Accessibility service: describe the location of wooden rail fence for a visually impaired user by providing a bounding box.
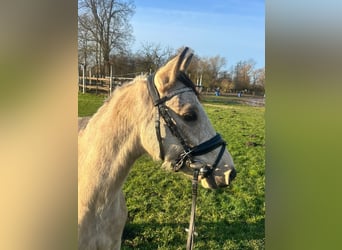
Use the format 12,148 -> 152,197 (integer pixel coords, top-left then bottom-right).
78,76 -> 134,94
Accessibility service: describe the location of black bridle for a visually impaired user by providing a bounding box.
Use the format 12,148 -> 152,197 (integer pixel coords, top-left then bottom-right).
147,73 -> 227,176
147,72 -> 227,249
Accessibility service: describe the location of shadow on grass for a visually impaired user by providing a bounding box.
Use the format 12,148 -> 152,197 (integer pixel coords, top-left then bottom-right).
122,218 -> 264,249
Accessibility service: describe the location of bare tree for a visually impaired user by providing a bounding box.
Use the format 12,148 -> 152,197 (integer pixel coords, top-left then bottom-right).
194,55 -> 226,89
78,25 -> 89,71
136,42 -> 174,73
250,67 -> 265,95
78,0 -> 135,75
253,68 -> 265,88
78,22 -> 98,74
232,60 -> 256,92
209,55 -> 226,80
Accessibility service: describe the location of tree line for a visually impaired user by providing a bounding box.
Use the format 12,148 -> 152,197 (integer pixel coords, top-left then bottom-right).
78,0 -> 265,95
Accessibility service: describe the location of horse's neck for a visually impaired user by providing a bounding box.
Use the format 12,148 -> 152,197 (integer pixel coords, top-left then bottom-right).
78,80 -> 151,216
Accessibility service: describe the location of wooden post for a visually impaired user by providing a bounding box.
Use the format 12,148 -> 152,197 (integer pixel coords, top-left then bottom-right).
109,64 -> 113,96
82,64 -> 85,94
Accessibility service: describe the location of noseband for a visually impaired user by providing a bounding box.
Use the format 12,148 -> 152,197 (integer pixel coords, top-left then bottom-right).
147,73 -> 227,177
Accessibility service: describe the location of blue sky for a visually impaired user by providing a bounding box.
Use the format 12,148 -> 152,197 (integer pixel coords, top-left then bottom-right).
131,0 -> 265,69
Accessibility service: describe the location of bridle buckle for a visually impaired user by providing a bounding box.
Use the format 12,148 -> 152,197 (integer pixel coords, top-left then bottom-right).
199,165 -> 212,178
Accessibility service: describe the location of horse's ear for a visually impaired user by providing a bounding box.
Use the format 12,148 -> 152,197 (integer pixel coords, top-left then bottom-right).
180,51 -> 193,72
154,47 -> 193,93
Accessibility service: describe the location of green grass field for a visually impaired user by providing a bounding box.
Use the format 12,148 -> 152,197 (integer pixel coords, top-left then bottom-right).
79,92 -> 265,249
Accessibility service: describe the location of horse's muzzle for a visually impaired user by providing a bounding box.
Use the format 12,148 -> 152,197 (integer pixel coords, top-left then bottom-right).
200,166 -> 236,189
216,168 -> 236,188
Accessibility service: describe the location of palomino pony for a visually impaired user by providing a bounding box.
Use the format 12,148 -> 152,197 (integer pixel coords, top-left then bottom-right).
78,47 -> 236,249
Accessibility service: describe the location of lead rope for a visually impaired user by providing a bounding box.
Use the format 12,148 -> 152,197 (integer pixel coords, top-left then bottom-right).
186,169 -> 200,250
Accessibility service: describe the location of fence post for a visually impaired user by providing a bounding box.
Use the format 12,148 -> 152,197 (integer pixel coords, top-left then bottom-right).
109,64 -> 113,96
82,64 -> 85,94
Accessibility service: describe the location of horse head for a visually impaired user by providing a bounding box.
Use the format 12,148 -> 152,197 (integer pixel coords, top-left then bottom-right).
143,47 -> 236,189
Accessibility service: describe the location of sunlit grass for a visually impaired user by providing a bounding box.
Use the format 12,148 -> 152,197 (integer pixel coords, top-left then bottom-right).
78,92 -> 107,117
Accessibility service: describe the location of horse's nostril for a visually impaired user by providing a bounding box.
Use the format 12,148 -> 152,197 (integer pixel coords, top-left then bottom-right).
229,168 -> 237,181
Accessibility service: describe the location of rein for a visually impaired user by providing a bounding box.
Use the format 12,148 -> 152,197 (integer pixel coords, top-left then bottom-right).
147,73 -> 227,249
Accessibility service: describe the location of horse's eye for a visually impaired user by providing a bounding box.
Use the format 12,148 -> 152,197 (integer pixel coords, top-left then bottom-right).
182,111 -> 197,122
